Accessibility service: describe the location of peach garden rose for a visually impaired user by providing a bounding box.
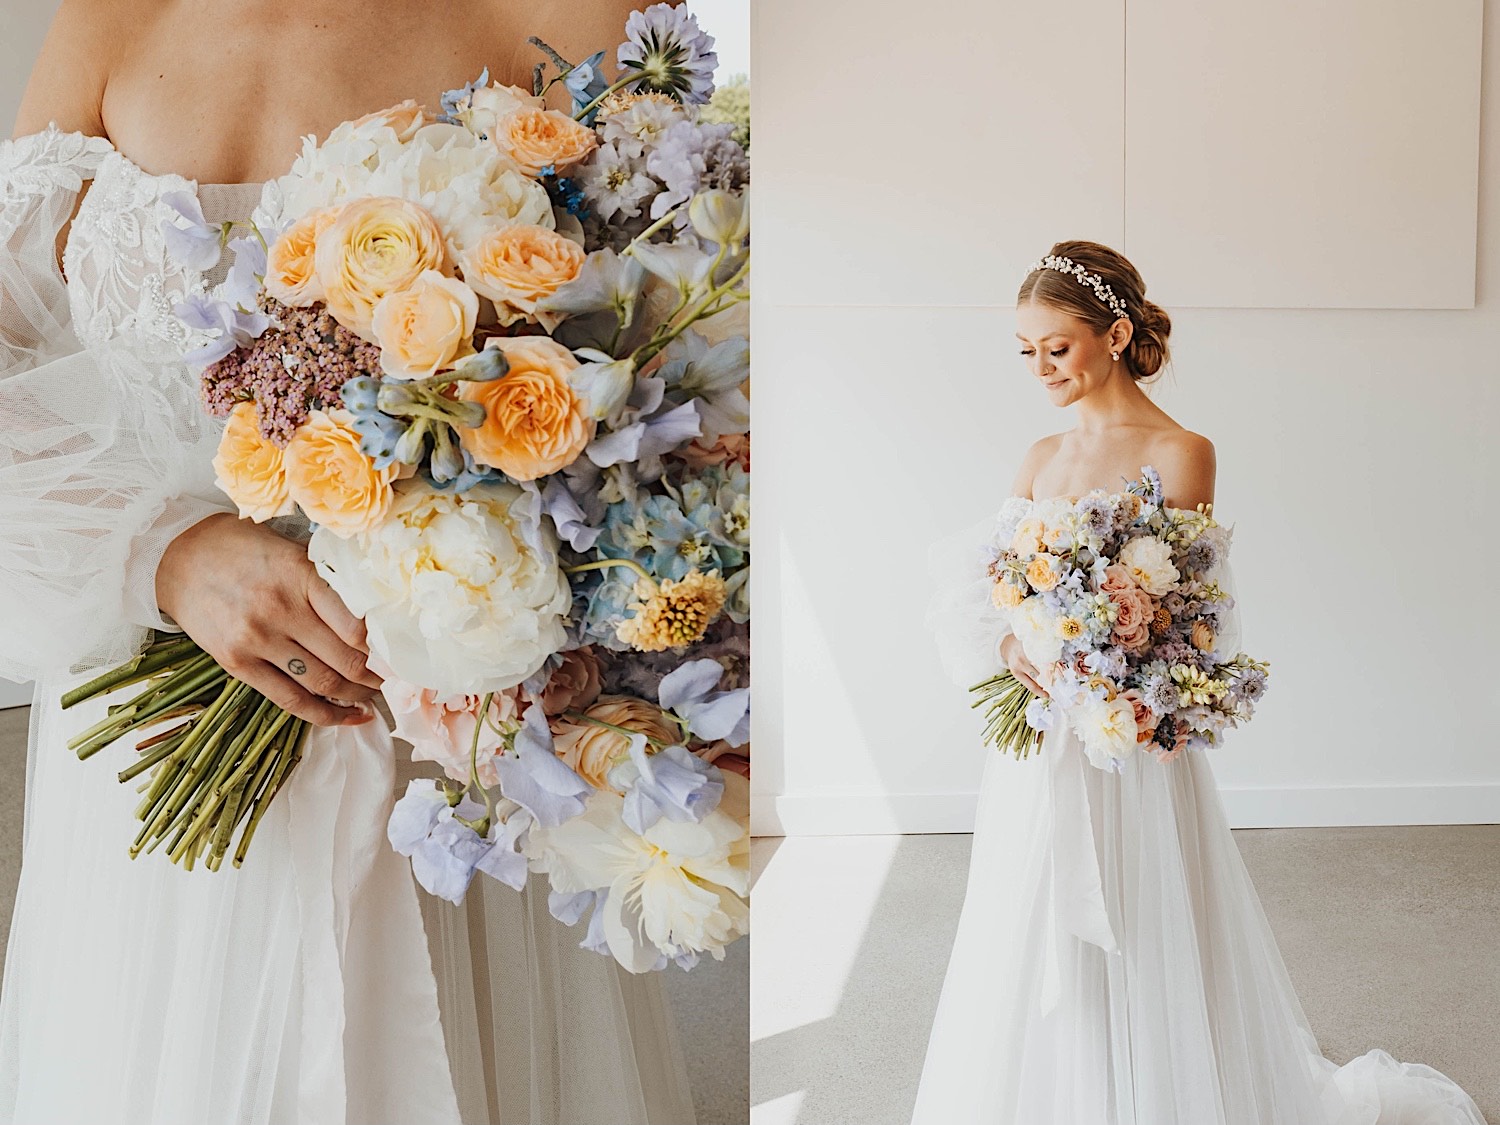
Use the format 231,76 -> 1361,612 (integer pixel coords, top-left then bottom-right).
550,696 -> 682,792
459,224 -> 586,330
370,269 -> 479,379
264,206 -> 339,307
283,408 -> 398,537
456,337 -> 595,481
491,107 -> 598,177
212,403 -> 294,523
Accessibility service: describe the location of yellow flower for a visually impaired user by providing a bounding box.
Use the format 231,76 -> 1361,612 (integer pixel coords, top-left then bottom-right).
616,570 -> 728,652
212,403 -> 294,522
1057,616 -> 1084,640
315,196 -> 448,340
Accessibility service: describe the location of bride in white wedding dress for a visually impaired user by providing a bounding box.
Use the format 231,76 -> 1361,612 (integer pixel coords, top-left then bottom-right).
0,4 -> 698,1123
913,240 -> 1488,1125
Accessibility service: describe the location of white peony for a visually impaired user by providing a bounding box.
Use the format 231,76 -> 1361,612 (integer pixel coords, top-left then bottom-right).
525,772 -> 750,973
1117,535 -> 1180,596
1012,595 -> 1065,669
1074,694 -> 1139,769
309,478 -> 570,696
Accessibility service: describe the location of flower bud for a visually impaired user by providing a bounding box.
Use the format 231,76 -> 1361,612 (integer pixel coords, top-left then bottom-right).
429,423 -> 467,483
342,375 -> 380,413
394,418 -> 431,465
378,382 -> 421,414
688,189 -> 748,246
452,346 -> 510,383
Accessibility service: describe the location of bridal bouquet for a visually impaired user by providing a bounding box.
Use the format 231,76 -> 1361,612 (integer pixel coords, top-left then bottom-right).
63,3 -> 749,971
971,468 -> 1268,771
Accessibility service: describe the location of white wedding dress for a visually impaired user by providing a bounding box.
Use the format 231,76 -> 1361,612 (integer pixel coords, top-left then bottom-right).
0,124 -> 698,1125
913,497 -> 1487,1125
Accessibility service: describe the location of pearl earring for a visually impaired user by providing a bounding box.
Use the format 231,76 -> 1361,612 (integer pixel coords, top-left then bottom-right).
1111,351 -> 1119,361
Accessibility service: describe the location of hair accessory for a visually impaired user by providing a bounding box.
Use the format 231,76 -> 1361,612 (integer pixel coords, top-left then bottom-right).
1027,254 -> 1130,323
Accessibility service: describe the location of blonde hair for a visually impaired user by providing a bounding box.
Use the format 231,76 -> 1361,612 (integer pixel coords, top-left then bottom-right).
1017,239 -> 1172,382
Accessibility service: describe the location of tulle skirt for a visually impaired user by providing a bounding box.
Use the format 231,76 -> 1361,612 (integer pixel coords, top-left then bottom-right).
0,671 -> 697,1125
910,716 -> 1487,1125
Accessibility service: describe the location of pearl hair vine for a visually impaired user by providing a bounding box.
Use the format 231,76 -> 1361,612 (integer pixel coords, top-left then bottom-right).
1027,254 -> 1130,323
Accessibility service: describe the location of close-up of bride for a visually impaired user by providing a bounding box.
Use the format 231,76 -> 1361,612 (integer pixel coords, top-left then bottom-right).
0,1 -> 751,1123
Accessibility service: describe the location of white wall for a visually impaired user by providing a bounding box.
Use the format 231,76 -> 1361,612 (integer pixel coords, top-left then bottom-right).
750,0 -> 1500,834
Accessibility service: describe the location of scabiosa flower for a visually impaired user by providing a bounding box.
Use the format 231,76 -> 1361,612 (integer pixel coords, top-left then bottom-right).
645,120 -> 748,223
616,568 -> 727,652
1231,667 -> 1268,705
617,3 -> 719,105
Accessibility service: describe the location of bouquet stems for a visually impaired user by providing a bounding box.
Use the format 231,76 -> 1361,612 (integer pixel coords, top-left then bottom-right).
968,672 -> 1046,759
63,630 -> 309,870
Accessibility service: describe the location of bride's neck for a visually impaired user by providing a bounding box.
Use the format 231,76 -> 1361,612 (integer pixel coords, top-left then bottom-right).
1072,369 -> 1165,435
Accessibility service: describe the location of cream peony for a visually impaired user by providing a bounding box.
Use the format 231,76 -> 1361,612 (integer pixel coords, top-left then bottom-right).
308,478 -> 570,696
1012,596 -> 1065,669
1118,535 -> 1180,596
1074,694 -> 1140,769
524,772 -> 750,973
370,269 -> 479,379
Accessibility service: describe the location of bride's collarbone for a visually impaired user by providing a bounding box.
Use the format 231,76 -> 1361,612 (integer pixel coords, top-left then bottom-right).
93,1 -> 560,184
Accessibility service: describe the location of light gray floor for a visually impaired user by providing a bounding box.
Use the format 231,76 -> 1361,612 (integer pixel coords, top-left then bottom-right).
751,827 -> 1500,1125
0,705 -> 748,1125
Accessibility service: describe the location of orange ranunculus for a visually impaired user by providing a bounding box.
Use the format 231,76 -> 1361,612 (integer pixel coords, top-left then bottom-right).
314,196 -> 448,341
283,409 -> 397,537
456,337 -> 595,481
213,403 -> 295,522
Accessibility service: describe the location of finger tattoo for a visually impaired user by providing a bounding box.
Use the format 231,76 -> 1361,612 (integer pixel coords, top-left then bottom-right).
288,658 -> 307,675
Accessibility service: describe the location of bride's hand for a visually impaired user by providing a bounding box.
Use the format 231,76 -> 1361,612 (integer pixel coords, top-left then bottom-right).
154,513 -> 384,727
1000,635 -> 1048,697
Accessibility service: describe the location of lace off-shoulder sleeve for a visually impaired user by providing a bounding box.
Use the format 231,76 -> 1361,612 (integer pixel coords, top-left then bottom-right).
0,125 -> 230,683
923,497 -> 1031,689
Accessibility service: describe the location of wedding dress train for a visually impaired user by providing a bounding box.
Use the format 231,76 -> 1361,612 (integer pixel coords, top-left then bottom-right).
913,498 -> 1487,1125
0,125 -> 697,1125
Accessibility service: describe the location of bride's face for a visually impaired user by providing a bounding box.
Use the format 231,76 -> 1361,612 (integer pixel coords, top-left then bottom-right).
1015,302 -> 1117,408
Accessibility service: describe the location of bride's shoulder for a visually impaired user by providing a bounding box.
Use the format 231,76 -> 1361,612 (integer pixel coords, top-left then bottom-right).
1146,427 -> 1216,510
9,0 -> 132,143
1009,432 -> 1067,500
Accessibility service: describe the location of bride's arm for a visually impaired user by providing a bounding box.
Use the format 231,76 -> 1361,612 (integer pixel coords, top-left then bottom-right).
1152,429 -> 1217,511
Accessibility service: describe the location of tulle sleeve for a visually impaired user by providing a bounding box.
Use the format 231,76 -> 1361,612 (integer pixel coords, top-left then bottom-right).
0,126 -> 232,683
923,497 -> 1030,688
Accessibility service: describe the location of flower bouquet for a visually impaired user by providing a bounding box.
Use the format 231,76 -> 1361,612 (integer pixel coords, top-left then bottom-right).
970,468 -> 1268,770
63,3 -> 750,971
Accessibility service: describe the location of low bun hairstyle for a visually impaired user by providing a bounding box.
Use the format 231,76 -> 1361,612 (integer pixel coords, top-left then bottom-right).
1016,240 -> 1172,382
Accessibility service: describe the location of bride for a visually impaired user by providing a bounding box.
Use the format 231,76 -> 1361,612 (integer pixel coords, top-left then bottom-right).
913,240 -> 1488,1125
0,2 -> 699,1122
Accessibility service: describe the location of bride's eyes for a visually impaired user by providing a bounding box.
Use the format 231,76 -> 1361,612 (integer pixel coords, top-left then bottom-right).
1019,348 -> 1069,357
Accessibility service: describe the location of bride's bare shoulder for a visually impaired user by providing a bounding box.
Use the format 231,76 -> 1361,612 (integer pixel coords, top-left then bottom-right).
1010,433 -> 1067,499
1148,427 -> 1216,509
10,0 -> 137,139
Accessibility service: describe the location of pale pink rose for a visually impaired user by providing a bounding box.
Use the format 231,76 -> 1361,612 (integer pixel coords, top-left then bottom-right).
1109,586 -> 1155,652
697,741 -> 750,779
350,98 -> 429,141
675,432 -> 750,471
1119,688 -> 1158,746
537,647 -> 604,716
1099,563 -> 1137,594
382,675 -> 522,788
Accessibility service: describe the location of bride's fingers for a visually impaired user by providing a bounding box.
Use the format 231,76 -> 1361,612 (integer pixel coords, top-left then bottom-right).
305,576 -> 383,690
276,641 -> 380,705
249,661 -> 373,727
